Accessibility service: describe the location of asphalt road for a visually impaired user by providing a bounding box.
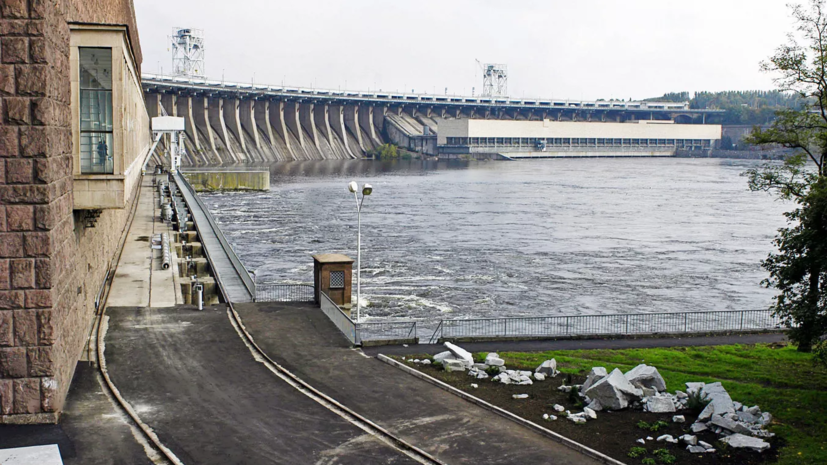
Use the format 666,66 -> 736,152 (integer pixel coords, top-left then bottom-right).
103,304 -> 418,465
235,302 -> 603,465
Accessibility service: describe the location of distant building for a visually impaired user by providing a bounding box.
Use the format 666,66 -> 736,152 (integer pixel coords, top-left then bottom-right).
0,0 -> 150,423
437,119 -> 722,159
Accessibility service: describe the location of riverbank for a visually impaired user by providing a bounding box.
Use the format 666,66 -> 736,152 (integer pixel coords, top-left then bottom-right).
397,342 -> 826,465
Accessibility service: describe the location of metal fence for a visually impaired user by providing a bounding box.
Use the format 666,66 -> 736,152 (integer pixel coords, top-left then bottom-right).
255,284 -> 315,302
358,320 -> 418,344
428,309 -> 782,343
319,292 -> 359,345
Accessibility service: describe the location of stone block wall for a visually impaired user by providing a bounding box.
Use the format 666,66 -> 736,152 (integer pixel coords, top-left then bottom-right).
0,0 -> 73,423
0,0 -> 144,424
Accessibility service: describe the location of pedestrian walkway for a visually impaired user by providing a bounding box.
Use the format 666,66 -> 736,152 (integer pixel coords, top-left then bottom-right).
107,176 -> 179,308
234,302 -> 603,465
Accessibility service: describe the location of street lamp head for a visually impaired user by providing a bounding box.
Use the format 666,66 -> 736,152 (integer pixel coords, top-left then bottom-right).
347,181 -> 358,193
362,184 -> 373,196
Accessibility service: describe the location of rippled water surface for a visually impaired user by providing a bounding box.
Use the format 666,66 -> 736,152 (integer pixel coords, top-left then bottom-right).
200,158 -> 790,326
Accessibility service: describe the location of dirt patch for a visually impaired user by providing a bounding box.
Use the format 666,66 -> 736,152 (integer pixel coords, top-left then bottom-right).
399,358 -> 781,465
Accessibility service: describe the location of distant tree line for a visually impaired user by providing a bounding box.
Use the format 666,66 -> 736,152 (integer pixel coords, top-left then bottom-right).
645,90 -> 804,125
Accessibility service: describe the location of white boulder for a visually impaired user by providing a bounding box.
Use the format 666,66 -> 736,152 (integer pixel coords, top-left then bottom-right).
680,434 -> 698,446
484,352 -> 505,367
433,351 -> 453,363
646,396 -> 676,413
533,373 -> 546,381
583,407 -> 597,420
535,359 -> 558,376
586,399 -> 603,412
685,382 -> 705,396
697,382 -> 735,421
512,394 -> 529,399
443,359 -> 466,372
583,368 -> 642,410
720,434 -> 771,452
444,342 -> 474,368
672,415 -> 685,423
625,364 -> 667,392
581,367 -> 608,392
553,404 -> 565,412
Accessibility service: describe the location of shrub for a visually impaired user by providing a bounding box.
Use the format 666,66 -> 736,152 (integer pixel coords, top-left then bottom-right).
641,458 -> 656,465
686,390 -> 711,414
636,420 -> 669,432
567,385 -> 584,408
627,447 -> 647,458
485,366 -> 501,377
652,448 -> 676,464
814,339 -> 827,368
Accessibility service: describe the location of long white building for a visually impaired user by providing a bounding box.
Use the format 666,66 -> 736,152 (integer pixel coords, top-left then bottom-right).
437,118 -> 722,158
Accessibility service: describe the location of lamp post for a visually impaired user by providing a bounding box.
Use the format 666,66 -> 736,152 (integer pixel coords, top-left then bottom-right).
348,181 -> 372,322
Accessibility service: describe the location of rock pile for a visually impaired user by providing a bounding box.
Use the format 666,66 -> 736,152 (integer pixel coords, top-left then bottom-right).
408,344 -> 775,455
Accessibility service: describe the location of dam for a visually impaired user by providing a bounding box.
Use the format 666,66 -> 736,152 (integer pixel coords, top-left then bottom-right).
142,74 -> 723,164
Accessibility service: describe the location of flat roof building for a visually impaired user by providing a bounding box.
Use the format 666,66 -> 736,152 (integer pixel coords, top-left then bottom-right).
437,118 -> 722,159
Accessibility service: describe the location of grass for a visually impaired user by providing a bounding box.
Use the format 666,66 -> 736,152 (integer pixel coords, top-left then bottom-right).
487,343 -> 827,465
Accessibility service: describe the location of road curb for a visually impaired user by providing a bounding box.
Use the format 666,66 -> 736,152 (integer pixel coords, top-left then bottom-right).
377,354 -> 627,465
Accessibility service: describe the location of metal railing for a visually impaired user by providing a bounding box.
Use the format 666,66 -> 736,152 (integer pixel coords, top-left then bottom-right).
175,173 -> 256,301
358,320 -> 418,343
320,292 -> 359,345
255,284 -> 315,302
428,309 -> 782,343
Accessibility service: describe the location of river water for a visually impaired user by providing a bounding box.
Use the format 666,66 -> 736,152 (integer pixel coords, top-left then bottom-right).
200,158 -> 790,327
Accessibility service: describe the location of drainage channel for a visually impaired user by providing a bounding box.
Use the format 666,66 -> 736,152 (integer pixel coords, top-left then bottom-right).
171,174 -> 445,465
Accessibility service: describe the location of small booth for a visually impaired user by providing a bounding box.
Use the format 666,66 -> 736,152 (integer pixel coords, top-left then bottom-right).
312,254 -> 354,308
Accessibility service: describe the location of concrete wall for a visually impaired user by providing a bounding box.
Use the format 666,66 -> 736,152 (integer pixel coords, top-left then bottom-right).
184,171 -> 270,191
0,0 -> 149,424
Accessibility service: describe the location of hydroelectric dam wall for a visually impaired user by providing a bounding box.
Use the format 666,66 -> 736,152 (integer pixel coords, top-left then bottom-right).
142,74 -> 722,164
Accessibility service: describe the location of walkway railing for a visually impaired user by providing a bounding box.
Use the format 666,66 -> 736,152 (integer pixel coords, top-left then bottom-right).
255,284 -> 314,302
175,173 -> 256,301
358,320 -> 418,344
428,309 -> 782,343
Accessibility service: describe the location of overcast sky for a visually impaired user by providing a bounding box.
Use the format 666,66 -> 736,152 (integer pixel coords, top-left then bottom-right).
134,0 -> 792,101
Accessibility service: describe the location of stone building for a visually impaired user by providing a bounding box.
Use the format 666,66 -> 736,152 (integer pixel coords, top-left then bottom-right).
0,0 -> 150,423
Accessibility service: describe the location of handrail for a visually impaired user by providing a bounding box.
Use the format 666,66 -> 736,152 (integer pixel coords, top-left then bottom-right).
255,283 -> 314,302
428,309 -> 781,342
174,172 -> 256,300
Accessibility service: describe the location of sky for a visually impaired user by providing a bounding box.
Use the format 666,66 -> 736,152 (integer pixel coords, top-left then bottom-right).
134,0 -> 794,101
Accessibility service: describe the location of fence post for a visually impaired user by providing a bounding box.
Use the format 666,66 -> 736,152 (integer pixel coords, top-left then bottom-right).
740,311 -> 744,331
625,314 -> 629,335
566,316 -> 570,336
684,313 -> 688,333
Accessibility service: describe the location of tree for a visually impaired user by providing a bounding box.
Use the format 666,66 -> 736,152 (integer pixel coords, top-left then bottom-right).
745,0 -> 827,354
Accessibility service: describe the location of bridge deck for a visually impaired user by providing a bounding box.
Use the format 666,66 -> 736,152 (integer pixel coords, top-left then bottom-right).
173,173 -> 253,303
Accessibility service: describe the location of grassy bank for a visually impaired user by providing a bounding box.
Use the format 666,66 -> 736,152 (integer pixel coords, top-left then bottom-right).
494,343 -> 826,464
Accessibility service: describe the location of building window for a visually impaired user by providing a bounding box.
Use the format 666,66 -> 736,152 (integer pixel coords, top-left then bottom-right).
79,47 -> 114,174
329,271 -> 345,289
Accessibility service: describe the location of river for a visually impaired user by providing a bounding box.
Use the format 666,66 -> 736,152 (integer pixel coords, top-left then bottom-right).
199,158 -> 790,328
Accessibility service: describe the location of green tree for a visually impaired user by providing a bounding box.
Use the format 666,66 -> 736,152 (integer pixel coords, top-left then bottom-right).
745,0 -> 827,354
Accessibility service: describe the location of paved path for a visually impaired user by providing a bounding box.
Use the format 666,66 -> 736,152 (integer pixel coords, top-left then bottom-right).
173,173 -> 252,303
363,332 -> 787,357
104,304 -> 417,465
235,302 -> 602,465
0,364 -> 154,465
108,176 -> 178,308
